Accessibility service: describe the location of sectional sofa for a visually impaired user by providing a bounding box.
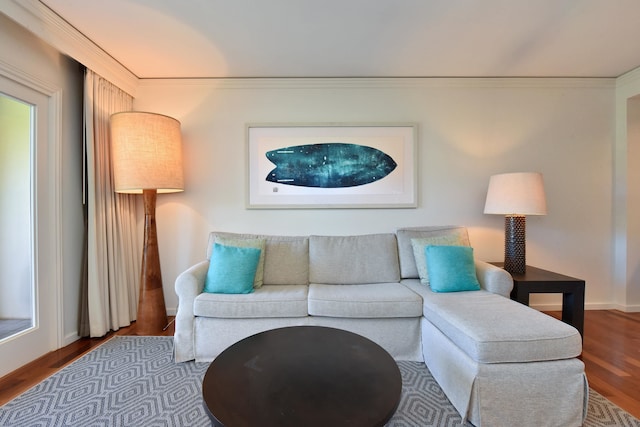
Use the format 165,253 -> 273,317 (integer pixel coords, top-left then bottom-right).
174,226 -> 587,426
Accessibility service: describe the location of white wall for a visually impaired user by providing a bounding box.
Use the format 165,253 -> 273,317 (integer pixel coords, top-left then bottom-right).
134,78 -> 616,313
0,13 -> 84,342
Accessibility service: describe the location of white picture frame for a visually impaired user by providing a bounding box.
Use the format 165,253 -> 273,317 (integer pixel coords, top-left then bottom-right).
247,123 -> 417,209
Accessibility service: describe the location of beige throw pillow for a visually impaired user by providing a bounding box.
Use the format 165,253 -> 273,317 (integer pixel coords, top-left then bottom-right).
411,234 -> 469,284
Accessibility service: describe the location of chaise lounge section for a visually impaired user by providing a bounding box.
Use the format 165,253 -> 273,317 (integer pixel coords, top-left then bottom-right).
174,226 -> 587,426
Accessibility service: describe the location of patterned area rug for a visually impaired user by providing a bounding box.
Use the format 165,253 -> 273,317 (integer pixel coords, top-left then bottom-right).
0,336 -> 638,426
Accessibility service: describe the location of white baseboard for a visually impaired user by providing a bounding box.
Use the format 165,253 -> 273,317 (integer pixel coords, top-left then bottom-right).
610,303 -> 640,313
530,302 -> 638,312
63,331 -> 80,346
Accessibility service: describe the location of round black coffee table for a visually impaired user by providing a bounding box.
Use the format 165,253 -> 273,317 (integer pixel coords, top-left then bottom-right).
202,326 -> 402,427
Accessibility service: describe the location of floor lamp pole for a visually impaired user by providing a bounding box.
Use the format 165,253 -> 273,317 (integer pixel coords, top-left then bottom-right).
136,189 -> 168,335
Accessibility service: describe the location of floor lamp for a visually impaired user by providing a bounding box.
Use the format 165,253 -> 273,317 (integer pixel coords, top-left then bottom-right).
484,172 -> 547,274
110,111 -> 184,335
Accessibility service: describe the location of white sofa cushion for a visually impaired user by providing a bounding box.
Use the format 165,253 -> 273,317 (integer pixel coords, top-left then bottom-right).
402,279 -> 582,363
207,232 -> 309,285
308,283 -> 423,318
194,284 -> 308,318
396,226 -> 470,279
309,234 -> 400,284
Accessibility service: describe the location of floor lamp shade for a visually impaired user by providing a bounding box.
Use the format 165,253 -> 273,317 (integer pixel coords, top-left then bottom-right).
484,172 -> 547,274
111,112 -> 184,194
110,111 -> 184,335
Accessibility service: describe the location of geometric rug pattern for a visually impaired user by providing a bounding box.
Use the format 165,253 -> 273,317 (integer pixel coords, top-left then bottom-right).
0,336 -> 638,427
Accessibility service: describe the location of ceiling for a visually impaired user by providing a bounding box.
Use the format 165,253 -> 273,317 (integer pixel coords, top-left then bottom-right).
40,0 -> 640,79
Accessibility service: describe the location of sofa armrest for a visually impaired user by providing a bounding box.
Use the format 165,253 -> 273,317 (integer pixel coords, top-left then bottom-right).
475,260 -> 513,298
174,260 -> 209,362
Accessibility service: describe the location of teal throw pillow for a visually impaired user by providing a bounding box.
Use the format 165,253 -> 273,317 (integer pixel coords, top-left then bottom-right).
425,245 -> 481,293
214,236 -> 266,288
204,243 -> 261,294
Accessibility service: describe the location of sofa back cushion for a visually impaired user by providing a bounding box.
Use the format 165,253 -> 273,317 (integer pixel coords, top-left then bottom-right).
396,226 -> 470,279
309,234 -> 400,284
207,232 -> 309,285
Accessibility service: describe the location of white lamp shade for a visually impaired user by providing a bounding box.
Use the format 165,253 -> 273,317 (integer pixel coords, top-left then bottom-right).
110,111 -> 184,194
484,172 -> 547,215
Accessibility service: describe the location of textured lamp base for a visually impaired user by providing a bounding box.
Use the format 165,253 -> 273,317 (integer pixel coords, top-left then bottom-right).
504,215 -> 526,274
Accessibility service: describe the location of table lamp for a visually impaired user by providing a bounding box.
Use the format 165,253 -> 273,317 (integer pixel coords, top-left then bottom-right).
484,172 -> 547,274
110,111 -> 184,334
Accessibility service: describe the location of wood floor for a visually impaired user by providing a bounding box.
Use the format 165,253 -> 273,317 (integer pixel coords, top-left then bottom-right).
577,310 -> 640,418
0,311 -> 639,419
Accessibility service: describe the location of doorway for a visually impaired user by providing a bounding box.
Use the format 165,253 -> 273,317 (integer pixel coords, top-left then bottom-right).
0,94 -> 32,341
0,70 -> 61,379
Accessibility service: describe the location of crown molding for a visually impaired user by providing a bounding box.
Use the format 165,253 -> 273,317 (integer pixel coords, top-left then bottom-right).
1,0 -> 138,96
616,66 -> 640,95
138,76 -> 615,91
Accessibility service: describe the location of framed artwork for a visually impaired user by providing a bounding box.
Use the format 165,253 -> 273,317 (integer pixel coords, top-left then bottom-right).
247,123 -> 417,209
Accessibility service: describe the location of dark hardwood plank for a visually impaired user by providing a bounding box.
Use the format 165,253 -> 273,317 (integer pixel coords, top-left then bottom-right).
1,312 -> 639,420
545,309 -> 640,418
582,310 -> 640,418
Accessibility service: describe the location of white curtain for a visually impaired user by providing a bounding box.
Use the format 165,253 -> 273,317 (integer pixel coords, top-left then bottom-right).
81,69 -> 140,337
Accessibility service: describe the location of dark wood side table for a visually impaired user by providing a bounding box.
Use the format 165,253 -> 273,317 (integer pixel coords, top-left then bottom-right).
491,263 -> 585,338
